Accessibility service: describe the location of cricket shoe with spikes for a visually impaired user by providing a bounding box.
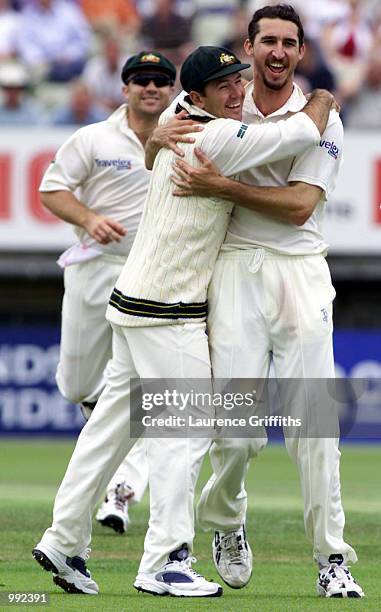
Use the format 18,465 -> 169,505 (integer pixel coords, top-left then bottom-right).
317,556 -> 364,598
134,544 -> 223,597
96,481 -> 134,534
213,525 -> 252,589
32,541 -> 98,594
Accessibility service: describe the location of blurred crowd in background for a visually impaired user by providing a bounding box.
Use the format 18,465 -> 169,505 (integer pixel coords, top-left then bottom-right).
0,0 -> 381,128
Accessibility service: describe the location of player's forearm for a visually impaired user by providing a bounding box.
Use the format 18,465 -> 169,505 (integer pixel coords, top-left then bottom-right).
217,178 -> 314,225
301,89 -> 334,136
145,134 -> 161,170
145,113 -> 204,169
40,190 -> 92,229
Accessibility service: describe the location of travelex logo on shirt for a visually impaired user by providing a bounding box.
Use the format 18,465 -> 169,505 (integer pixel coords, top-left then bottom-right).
95,158 -> 132,171
236,124 -> 248,139
319,139 -> 340,159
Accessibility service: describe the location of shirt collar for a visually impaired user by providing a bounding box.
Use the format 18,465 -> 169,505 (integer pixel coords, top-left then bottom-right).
175,94 -> 216,121
106,104 -> 146,149
107,103 -> 129,129
243,81 -> 306,120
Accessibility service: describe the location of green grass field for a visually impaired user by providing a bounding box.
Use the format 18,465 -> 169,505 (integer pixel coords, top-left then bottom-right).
0,440 -> 379,611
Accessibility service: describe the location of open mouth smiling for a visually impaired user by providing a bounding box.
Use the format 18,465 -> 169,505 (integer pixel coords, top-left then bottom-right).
267,62 -> 287,74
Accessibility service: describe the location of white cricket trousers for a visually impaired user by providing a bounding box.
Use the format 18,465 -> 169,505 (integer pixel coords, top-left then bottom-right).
56,255 -> 149,504
197,250 -> 357,566
40,322 -> 211,573
105,441 -> 148,504
57,254 -> 124,404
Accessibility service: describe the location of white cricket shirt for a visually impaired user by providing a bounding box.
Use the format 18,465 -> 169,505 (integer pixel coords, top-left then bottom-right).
223,83 -> 344,255
106,98 -> 320,327
39,104 -> 149,257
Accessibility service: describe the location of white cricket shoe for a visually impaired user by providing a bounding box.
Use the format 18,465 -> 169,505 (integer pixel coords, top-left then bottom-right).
96,481 -> 133,534
317,563 -> 364,598
32,541 -> 99,595
212,525 -> 252,589
134,544 -> 223,597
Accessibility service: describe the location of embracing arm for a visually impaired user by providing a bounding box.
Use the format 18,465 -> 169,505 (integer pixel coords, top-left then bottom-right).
301,88 -> 338,136
145,90 -> 336,170
40,190 -> 127,244
211,177 -> 323,225
195,90 -> 338,178
145,110 -> 204,170
171,91 -> 340,223
172,149 -> 323,225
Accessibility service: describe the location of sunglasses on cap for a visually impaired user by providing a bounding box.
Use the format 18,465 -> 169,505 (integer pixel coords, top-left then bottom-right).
127,73 -> 174,88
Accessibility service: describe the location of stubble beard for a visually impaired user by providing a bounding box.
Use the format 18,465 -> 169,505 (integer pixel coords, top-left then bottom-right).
262,70 -> 292,91
263,78 -> 286,91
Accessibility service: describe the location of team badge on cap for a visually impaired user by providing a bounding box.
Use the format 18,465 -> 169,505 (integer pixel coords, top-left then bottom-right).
141,54 -> 161,63
180,46 -> 250,93
121,51 -> 176,83
219,53 -> 237,65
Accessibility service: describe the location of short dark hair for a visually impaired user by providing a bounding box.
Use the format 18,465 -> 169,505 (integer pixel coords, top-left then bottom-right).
248,4 -> 304,48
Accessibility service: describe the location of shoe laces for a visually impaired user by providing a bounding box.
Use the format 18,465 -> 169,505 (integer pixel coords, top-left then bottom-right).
220,531 -> 247,564
322,563 -> 352,584
116,482 -> 134,500
172,556 -> 203,579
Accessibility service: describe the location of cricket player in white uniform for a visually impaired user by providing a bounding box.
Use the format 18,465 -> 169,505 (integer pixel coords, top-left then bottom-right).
39,52 -> 178,534
32,45 -> 334,598
171,5 -> 364,599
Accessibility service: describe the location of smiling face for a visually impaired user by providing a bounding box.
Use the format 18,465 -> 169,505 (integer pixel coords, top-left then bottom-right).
123,70 -> 174,118
245,17 -> 304,92
191,71 -> 245,120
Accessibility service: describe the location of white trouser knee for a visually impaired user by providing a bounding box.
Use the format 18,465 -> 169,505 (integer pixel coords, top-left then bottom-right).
197,436 -> 267,531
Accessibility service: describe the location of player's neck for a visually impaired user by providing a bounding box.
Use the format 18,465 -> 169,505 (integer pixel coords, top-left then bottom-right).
127,108 -> 159,147
253,78 -> 294,117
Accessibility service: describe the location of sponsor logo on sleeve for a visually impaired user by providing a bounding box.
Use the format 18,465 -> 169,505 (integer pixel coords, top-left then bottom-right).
95,158 -> 132,171
319,139 -> 340,159
237,123 -> 248,139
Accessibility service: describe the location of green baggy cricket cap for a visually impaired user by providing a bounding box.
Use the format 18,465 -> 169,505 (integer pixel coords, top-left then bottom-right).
121,51 -> 176,84
180,46 -> 250,93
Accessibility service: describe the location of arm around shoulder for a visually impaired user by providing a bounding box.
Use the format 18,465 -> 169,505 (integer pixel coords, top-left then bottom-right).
214,178 -> 323,225
283,181 -> 324,225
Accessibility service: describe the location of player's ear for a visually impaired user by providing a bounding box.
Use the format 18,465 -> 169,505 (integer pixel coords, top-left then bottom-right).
122,84 -> 129,101
189,90 -> 205,109
244,38 -> 254,56
298,43 -> 305,62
